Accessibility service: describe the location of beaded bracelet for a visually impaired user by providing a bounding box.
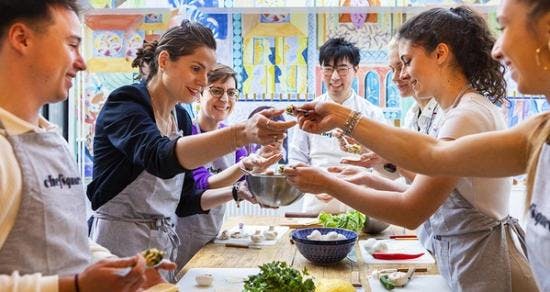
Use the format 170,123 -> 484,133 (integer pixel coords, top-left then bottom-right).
342,110 -> 362,136
74,273 -> 81,292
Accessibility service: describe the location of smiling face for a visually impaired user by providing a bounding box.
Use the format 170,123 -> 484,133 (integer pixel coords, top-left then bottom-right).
321,58 -> 357,100
492,0 -> 550,97
200,77 -> 238,123
398,39 -> 442,99
28,6 -> 86,103
159,46 -> 217,104
388,46 -> 414,98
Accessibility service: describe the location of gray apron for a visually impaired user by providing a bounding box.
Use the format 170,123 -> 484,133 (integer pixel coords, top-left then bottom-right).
175,122 -> 234,268
90,110 -> 184,281
423,188 -> 527,291
526,142 -> 550,291
0,120 -> 90,276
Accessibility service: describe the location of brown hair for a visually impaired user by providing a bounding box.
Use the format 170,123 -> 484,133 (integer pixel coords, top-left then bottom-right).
208,63 -> 237,86
131,20 -> 216,82
526,113 -> 550,207
131,40 -> 157,81
0,0 -> 80,39
398,6 -> 507,104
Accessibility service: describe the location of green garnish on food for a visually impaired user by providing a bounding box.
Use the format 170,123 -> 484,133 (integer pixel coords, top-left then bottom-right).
379,275 -> 395,290
141,248 -> 164,267
243,261 -> 315,292
318,210 -> 366,232
286,105 -> 296,116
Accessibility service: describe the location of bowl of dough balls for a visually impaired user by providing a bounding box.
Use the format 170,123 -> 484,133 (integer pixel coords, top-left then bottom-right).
291,228 -> 357,265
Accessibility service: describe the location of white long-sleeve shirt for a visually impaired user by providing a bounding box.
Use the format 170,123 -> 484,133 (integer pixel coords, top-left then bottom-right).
289,91 -> 389,213
0,106 -> 113,292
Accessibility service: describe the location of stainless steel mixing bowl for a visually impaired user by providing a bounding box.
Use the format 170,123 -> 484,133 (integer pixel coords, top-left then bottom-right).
245,174 -> 304,208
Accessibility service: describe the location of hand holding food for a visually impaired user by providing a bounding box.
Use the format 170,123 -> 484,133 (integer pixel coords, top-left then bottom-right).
77,255 -> 146,292
293,102 -> 342,134
142,248 -> 165,267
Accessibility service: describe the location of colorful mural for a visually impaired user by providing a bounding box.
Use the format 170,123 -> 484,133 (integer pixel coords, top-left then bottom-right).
77,1 -> 546,183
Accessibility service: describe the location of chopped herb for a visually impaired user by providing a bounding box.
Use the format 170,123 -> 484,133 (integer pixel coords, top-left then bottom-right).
243,261 -> 315,292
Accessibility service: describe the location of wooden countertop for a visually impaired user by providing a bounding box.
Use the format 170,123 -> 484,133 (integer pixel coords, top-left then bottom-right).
179,216 -> 439,291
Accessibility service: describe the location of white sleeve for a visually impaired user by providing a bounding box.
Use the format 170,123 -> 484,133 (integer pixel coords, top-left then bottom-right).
0,136 -> 22,250
0,272 -> 58,292
288,128 -> 311,165
89,239 -> 116,263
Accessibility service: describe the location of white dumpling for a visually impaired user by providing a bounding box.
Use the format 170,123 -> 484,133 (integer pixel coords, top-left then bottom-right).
336,233 -> 347,240
363,238 -> 377,252
307,230 -> 322,240
372,241 -> 388,253
326,231 -> 340,240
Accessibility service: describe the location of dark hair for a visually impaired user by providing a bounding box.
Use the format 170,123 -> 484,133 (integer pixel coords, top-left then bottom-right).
208,63 -> 237,87
131,40 -> 157,81
0,0 -> 80,39
521,0 -> 550,21
398,6 -> 507,104
319,37 -> 360,67
132,20 -> 216,82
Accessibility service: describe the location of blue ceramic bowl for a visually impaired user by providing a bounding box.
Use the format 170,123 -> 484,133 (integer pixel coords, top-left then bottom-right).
291,228 -> 357,265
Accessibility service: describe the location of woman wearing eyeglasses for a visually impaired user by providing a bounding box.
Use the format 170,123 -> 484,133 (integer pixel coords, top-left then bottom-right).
87,21 -> 296,281
175,64 -> 282,267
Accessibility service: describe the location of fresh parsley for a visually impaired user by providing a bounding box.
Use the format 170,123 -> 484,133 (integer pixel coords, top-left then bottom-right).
243,261 -> 315,292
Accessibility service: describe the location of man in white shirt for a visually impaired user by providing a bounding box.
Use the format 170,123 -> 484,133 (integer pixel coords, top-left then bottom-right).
0,1 -> 172,291
289,38 -> 387,214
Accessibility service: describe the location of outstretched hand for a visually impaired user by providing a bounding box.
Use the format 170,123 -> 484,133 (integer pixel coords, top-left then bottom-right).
283,163 -> 333,195
293,102 -> 340,134
244,108 -> 296,145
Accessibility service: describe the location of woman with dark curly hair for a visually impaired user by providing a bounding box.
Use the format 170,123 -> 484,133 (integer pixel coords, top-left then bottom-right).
285,6 -> 538,291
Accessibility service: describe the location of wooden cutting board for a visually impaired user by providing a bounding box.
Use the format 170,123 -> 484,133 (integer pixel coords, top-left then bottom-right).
213,225 -> 289,246
178,268 -> 365,292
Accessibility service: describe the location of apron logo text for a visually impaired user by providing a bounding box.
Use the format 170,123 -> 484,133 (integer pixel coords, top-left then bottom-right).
43,174 -> 82,189
530,203 -> 550,232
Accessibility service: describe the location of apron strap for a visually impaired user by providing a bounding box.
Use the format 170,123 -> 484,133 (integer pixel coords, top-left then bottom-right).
502,215 -> 528,260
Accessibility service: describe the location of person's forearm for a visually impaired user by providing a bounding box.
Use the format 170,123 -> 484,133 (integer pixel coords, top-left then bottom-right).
206,164 -> 244,189
200,186 -> 233,210
59,275 -> 77,292
348,114 -> 529,177
176,124 -> 246,170
365,174 -> 408,192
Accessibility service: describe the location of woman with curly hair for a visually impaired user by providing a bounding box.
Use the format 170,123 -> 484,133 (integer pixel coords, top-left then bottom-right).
285,6 -> 538,291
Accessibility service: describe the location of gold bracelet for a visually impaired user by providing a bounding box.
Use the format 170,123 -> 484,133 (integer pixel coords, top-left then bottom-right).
342,110 -> 362,136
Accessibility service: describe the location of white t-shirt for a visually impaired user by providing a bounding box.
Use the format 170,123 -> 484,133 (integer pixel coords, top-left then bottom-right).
437,93 -> 511,219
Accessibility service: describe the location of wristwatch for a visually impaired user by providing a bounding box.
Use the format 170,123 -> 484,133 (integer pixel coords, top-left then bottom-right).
383,163 -> 397,173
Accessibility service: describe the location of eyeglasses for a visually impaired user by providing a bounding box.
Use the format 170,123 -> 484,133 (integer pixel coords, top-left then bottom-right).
321,66 -> 354,77
208,86 -> 239,99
